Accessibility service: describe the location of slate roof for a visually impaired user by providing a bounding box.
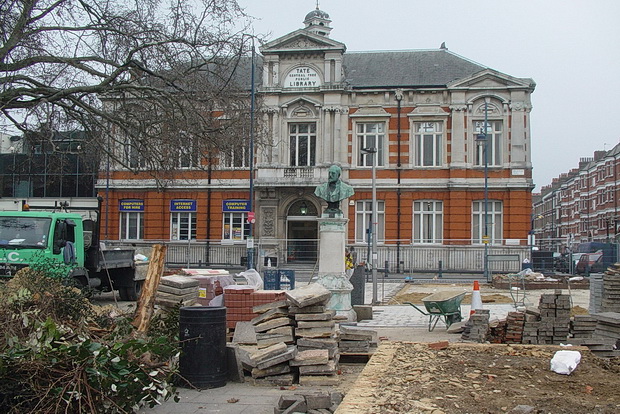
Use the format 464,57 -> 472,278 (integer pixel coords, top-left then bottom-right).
342,49 -> 486,88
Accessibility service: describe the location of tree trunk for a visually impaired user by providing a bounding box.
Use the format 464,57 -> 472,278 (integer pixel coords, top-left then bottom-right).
133,244 -> 167,332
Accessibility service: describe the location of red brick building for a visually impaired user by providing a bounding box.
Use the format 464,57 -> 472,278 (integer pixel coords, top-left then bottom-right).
100,7 -> 535,272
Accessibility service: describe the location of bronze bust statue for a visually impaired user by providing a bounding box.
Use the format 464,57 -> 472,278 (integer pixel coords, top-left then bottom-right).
314,165 -> 355,215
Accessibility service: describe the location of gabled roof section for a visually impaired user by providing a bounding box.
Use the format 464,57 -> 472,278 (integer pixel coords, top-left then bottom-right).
260,29 -> 346,55
448,68 -> 536,90
342,49 -> 486,88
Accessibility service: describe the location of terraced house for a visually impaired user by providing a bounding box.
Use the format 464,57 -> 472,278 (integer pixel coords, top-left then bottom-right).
100,7 -> 536,273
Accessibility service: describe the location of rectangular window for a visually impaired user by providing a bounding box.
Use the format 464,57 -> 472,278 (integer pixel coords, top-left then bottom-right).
170,213 -> 196,240
220,144 -> 249,168
124,140 -> 147,169
120,212 -> 144,240
413,201 -> 443,243
222,212 -> 250,241
472,200 -> 503,243
289,123 -> 316,167
355,200 -> 385,244
357,123 -> 385,167
414,122 -> 442,167
474,120 -> 502,166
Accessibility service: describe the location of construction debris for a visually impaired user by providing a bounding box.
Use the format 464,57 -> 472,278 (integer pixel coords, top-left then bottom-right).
155,275 -> 199,308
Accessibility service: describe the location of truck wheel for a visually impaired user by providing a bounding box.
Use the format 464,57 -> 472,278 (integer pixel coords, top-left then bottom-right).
119,280 -> 144,301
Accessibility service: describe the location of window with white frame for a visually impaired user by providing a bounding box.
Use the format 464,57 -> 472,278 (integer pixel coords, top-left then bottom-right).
170,213 -> 196,240
413,201 -> 443,243
120,212 -> 144,240
357,123 -> 385,167
123,139 -> 147,169
220,145 -> 249,168
222,212 -> 250,241
355,200 -> 385,243
472,200 -> 503,243
176,143 -> 200,169
474,120 -> 502,166
414,122 -> 443,167
289,123 -> 316,166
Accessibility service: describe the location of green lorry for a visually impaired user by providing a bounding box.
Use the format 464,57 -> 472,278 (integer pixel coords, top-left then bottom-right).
0,198 -> 145,300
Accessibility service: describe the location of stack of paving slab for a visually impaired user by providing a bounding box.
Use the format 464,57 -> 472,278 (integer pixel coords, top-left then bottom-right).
570,314 -> 597,339
287,283 -> 340,386
461,309 -> 490,342
537,291 -> 571,345
589,273 -> 604,314
521,308 -> 541,344
337,325 -> 377,354
602,264 -> 620,312
155,275 -> 199,307
593,312 -> 620,342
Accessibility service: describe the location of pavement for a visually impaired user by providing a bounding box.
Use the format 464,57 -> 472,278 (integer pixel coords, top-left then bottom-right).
136,280 -> 591,413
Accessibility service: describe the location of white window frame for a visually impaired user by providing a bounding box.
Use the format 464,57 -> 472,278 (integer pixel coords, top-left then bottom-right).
222,212 -> 250,241
119,211 -> 144,240
220,145 -> 249,169
413,200 -> 443,243
414,122 -> 443,167
170,212 -> 196,240
472,200 -> 503,244
289,123 -> 316,167
356,122 -> 386,167
123,138 -> 147,169
474,120 -> 503,167
355,200 -> 385,244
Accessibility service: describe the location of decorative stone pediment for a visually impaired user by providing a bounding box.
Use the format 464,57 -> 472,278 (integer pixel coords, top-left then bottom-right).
408,106 -> 449,118
260,29 -> 346,55
448,69 -> 536,90
349,106 -> 390,118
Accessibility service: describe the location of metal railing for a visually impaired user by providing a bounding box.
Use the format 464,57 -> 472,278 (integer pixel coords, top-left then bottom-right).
105,238 -> 529,274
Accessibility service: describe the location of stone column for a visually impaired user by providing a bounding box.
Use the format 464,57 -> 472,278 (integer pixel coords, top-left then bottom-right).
315,215 -> 356,321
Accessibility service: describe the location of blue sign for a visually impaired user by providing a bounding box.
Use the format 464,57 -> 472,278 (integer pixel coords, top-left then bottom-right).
170,199 -> 197,212
119,199 -> 144,212
222,199 -> 250,212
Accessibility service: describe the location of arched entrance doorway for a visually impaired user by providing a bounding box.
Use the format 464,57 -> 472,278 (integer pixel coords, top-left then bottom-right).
286,200 -> 318,263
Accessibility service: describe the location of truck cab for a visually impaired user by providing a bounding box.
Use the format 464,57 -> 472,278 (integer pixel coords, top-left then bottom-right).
0,201 -> 143,300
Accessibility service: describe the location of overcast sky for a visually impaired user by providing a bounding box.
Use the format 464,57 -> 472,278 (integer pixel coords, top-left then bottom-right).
238,0 -> 620,192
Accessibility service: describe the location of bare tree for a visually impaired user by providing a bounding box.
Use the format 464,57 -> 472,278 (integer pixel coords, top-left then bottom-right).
0,0 -> 260,184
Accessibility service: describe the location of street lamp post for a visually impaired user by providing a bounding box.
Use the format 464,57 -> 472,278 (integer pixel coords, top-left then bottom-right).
476,98 -> 490,282
361,147 -> 378,304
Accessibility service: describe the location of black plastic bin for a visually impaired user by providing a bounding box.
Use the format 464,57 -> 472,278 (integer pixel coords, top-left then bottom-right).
178,306 -> 228,388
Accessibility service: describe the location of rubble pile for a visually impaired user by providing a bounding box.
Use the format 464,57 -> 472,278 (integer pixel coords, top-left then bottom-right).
155,275 -> 199,307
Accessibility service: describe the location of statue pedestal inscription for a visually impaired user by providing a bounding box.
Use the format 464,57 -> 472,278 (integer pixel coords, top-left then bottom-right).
315,215 -> 356,322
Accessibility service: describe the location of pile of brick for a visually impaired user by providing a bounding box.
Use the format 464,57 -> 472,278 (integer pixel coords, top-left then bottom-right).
602,264 -> 620,312
537,291 -> 571,344
504,311 -> 525,344
521,308 -> 541,344
224,286 -> 287,329
183,269 -> 234,306
155,275 -> 198,307
275,391 -> 343,414
461,309 -> 490,342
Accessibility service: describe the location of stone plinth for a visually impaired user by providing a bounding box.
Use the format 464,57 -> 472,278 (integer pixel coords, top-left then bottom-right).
316,215 -> 356,322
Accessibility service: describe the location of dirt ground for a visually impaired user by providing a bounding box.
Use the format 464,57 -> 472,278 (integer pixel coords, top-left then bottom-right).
336,342 -> 620,414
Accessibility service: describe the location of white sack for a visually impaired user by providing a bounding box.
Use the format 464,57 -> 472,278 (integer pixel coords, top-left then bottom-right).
550,350 -> 581,375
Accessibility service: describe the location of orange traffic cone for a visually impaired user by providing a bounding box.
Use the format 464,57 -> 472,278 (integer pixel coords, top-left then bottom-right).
470,280 -> 483,316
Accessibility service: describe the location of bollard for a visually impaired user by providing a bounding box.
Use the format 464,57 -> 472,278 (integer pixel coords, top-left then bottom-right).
438,260 -> 443,278
384,260 -> 389,278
